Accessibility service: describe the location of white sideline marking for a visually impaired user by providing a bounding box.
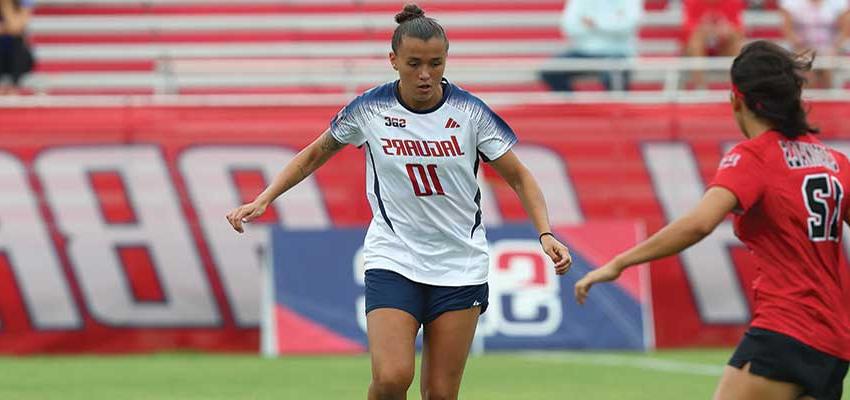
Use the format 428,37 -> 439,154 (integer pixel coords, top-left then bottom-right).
521,352 -> 723,377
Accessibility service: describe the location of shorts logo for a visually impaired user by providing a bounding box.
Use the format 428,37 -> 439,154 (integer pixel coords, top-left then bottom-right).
445,118 -> 461,129
472,300 -> 481,307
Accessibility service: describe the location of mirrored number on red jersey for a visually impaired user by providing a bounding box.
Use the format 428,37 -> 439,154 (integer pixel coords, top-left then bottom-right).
405,163 -> 445,197
803,173 -> 844,242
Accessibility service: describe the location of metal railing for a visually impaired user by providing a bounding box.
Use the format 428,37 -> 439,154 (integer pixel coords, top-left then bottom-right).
131,55 -> 850,95
7,55 -> 850,108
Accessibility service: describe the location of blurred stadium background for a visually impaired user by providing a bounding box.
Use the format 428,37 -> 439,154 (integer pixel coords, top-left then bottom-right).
1,0 -> 849,398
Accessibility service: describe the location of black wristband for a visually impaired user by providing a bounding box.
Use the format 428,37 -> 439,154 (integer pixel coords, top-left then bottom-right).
538,232 -> 555,244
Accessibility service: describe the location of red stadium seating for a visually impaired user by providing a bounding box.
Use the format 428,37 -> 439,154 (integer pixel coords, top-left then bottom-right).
25,0 -> 784,95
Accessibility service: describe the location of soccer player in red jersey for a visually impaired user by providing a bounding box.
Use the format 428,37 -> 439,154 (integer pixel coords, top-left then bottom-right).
575,40 -> 849,399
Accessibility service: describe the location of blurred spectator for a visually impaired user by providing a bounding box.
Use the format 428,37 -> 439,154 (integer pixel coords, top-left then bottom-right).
683,0 -> 746,89
779,0 -> 849,88
0,0 -> 34,95
540,0 -> 643,92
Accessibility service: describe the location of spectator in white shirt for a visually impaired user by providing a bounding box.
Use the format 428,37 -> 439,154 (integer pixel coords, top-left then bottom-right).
540,0 -> 643,92
780,0 -> 849,87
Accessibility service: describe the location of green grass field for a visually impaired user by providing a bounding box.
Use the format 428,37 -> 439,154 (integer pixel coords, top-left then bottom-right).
0,349 -> 846,399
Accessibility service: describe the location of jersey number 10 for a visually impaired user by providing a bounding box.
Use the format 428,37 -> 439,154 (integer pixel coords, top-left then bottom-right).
406,163 -> 445,197
803,173 -> 845,242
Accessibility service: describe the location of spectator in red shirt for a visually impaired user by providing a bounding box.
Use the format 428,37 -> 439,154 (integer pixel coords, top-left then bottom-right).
576,41 -> 849,400
684,0 -> 746,89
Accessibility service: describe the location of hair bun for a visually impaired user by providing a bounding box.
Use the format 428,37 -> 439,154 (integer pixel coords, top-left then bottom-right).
395,4 -> 425,24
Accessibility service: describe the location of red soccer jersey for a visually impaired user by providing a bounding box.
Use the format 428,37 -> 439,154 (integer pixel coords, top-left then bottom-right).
710,130 -> 850,360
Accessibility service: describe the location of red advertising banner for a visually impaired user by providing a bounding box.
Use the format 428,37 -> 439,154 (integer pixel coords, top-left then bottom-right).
1,100 -> 849,353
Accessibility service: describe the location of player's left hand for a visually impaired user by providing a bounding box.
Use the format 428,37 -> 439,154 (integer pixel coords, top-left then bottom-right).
574,261 -> 624,305
225,200 -> 268,234
541,234 -> 572,275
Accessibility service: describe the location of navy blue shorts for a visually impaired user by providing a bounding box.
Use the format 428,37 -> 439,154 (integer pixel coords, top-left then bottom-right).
364,269 -> 488,324
729,327 -> 849,399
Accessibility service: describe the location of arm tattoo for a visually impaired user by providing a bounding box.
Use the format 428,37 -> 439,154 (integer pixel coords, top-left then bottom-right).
319,132 -> 346,153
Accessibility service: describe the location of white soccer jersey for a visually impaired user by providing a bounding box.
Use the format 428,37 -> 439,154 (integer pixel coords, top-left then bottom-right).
329,79 -> 517,286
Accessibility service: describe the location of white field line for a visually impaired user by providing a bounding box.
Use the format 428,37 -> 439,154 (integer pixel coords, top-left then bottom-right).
521,352 -> 724,377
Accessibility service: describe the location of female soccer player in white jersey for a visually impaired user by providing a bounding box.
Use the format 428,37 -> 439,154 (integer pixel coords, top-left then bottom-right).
226,4 -> 572,399
575,40 -> 849,399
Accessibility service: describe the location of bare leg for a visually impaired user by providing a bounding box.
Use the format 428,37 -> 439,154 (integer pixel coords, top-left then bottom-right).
814,69 -> 833,89
686,29 -> 708,89
367,308 -> 420,400
717,31 -> 744,89
713,362 -> 804,400
717,30 -> 744,57
419,307 -> 480,400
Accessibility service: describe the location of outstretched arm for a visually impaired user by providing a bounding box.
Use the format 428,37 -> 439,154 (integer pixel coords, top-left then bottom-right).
575,186 -> 738,304
489,150 -> 572,275
225,129 -> 346,233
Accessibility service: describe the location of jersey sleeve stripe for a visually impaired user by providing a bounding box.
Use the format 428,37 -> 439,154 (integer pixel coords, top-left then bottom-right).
366,143 -> 394,232
470,189 -> 482,238
470,157 -> 482,237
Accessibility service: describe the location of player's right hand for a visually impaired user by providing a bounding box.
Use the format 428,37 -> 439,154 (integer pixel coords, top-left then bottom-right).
225,201 -> 267,234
